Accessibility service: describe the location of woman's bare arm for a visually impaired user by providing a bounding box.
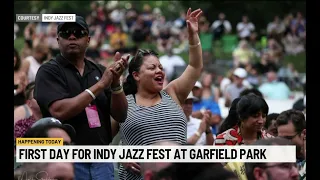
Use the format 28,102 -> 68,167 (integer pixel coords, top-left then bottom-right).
165,8 -> 203,105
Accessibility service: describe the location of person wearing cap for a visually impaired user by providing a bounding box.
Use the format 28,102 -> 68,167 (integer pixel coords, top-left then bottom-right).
23,117 -> 76,144
224,67 -> 250,107
14,117 -> 76,170
191,81 -> 222,136
34,15 -> 129,179
183,92 -> 214,145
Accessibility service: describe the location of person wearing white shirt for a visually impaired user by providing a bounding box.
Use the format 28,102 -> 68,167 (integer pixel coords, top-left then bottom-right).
210,13 -> 232,40
236,15 -> 255,40
21,44 -> 49,83
159,49 -> 186,81
182,92 -> 214,145
267,16 -> 286,36
110,7 -> 125,24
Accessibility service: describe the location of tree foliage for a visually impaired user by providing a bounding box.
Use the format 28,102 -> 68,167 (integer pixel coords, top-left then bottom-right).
14,1 -> 305,35
180,1 -> 306,34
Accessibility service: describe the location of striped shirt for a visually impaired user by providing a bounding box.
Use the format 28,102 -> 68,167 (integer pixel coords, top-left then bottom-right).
118,90 -> 187,180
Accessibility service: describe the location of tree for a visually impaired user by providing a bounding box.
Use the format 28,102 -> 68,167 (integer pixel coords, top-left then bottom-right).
179,1 -> 306,34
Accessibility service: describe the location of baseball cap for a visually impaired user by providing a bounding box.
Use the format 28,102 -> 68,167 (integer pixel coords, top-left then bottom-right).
31,117 -> 76,142
233,68 -> 247,79
57,15 -> 89,33
186,91 -> 198,101
194,81 -> 202,89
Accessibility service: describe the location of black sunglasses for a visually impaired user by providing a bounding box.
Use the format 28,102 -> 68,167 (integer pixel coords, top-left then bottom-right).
58,29 -> 88,39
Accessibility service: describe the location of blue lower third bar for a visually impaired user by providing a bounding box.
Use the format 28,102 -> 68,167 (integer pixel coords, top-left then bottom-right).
16,14 -> 42,22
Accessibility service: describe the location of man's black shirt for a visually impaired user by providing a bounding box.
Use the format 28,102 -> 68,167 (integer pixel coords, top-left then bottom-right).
34,54 -> 112,145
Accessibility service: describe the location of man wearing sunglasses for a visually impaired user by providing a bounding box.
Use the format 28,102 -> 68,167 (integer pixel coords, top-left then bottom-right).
34,15 -> 129,180
276,109 -> 306,180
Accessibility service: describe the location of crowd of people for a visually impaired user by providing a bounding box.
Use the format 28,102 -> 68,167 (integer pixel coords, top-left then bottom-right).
14,1 -> 306,100
14,3 -> 306,180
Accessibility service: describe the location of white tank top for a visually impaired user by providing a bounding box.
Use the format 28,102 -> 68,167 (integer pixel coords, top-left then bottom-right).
25,56 -> 41,83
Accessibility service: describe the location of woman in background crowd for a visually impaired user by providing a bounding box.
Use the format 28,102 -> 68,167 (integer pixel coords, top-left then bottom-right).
232,40 -> 255,68
14,82 -> 42,139
119,8 -> 203,180
216,94 -> 273,180
216,94 -> 273,146
201,71 -> 220,103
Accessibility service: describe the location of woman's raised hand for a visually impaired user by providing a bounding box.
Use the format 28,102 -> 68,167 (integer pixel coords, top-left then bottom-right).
186,8 -> 203,35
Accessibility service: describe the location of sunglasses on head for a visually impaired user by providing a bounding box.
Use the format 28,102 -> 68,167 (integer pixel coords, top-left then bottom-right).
129,49 -> 158,64
58,29 -> 88,39
137,49 -> 158,56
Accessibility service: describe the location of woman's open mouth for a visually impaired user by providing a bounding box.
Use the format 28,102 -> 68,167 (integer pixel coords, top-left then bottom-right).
154,76 -> 164,85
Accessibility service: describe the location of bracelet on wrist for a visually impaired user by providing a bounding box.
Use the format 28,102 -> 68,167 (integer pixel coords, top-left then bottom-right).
111,84 -> 122,91
85,89 -> 96,100
189,41 -> 201,48
111,86 -> 123,94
